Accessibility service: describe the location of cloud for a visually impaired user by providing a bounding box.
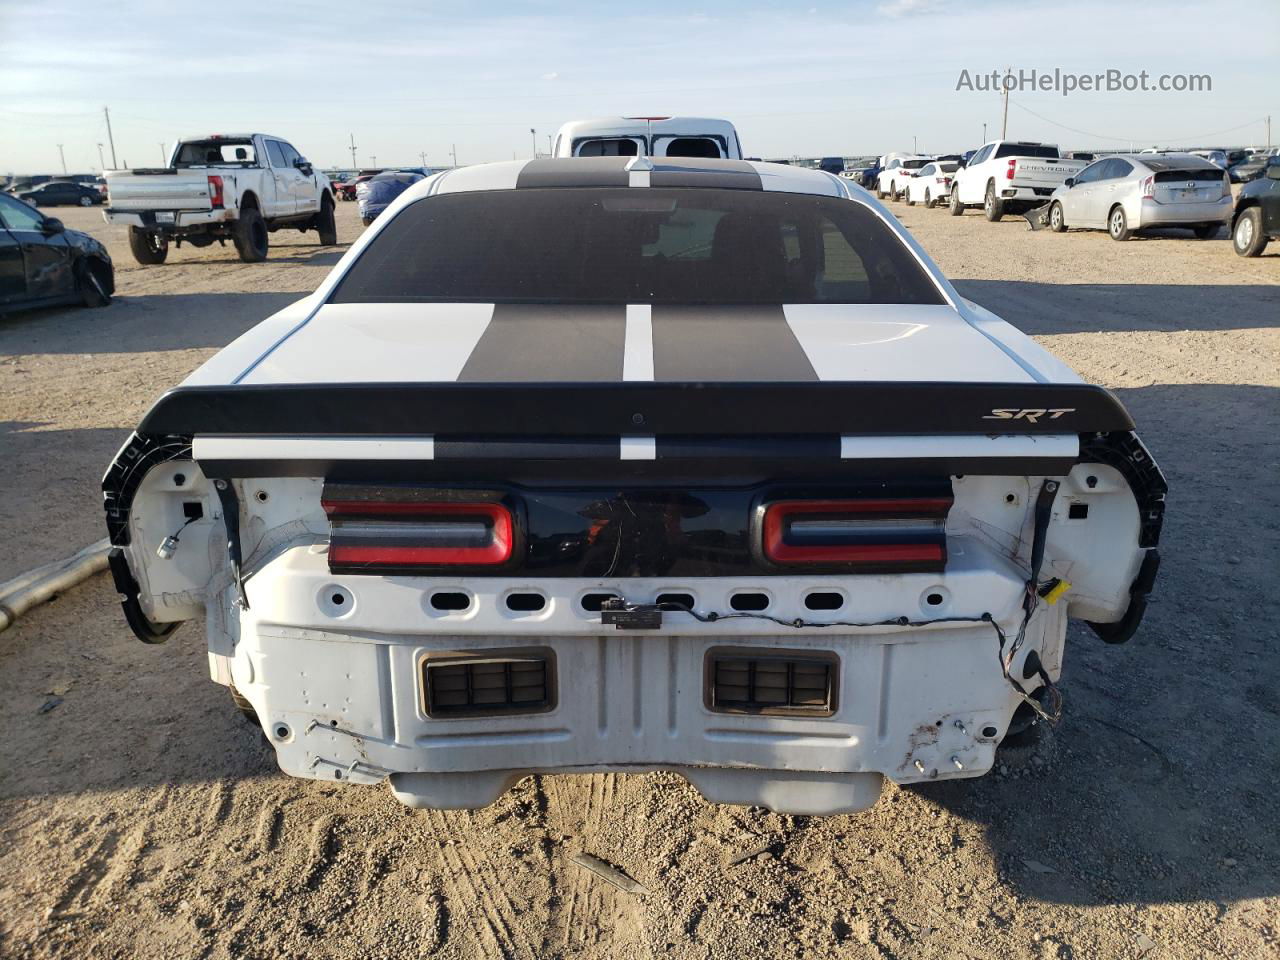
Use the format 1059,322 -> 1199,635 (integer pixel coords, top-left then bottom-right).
876,0 -> 945,16
541,72 -> 559,81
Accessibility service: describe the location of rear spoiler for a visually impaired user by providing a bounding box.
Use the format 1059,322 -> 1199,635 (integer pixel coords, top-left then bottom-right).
138,381 -> 1134,437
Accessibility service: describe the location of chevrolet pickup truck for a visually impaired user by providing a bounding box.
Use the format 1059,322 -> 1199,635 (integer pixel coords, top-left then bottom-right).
103,157 -> 1165,816
950,141 -> 1087,221
104,134 -> 337,264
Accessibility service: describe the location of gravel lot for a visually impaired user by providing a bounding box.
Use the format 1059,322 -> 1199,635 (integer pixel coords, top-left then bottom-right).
0,198 -> 1276,960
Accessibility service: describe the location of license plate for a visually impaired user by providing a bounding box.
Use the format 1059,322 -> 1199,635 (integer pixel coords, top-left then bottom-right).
156,211 -> 175,223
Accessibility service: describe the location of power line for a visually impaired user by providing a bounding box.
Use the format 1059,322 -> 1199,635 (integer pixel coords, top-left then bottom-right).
1008,100 -> 1267,145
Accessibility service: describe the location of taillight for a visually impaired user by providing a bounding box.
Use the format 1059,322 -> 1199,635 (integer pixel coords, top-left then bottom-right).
1222,173 -> 1231,198
1006,158 -> 1017,180
760,498 -> 951,572
1141,176 -> 1155,201
936,177 -> 948,184
207,174 -> 224,209
323,496 -> 514,571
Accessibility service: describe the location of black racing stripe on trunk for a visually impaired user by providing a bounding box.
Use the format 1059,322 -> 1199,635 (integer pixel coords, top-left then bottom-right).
457,304 -> 626,382
649,159 -> 763,190
651,306 -> 818,382
515,157 -> 632,188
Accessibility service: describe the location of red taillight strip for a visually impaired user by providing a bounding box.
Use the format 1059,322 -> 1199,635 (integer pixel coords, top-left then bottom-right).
762,498 -> 951,569
324,500 -> 513,568
207,174 -> 224,209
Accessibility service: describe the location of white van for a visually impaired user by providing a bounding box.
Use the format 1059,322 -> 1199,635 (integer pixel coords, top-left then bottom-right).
552,117 -> 743,160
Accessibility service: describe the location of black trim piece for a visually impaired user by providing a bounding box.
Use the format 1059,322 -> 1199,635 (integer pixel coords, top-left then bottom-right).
194,453 -> 1079,484
1080,431 -> 1166,548
515,157 -> 631,188
649,159 -> 763,190
458,304 -> 626,382
652,306 -> 817,382
212,479 -> 248,608
1088,549 -> 1160,645
102,432 -> 192,546
435,437 -> 621,459
138,381 -> 1134,437
656,435 -> 840,459
107,548 -> 180,644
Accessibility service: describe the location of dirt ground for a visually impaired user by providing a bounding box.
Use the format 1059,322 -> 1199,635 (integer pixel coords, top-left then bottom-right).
0,198 -> 1277,960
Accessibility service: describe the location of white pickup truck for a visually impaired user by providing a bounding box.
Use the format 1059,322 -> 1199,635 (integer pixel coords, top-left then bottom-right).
950,141 -> 1087,221
552,117 -> 743,160
104,134 -> 336,264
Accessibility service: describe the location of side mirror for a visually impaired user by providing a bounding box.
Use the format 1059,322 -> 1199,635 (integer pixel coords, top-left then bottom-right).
42,218 -> 65,235
1064,178 -> 1075,188
294,158 -> 313,175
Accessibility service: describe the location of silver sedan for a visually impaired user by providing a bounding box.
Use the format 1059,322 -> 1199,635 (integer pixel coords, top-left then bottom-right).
1047,153 -> 1232,241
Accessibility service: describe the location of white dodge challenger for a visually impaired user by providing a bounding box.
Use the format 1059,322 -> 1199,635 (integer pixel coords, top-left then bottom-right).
104,156 -> 1165,815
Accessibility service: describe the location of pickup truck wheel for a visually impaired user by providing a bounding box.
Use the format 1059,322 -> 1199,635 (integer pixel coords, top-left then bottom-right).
949,187 -> 964,216
127,227 -> 168,265
78,195 -> 93,207
233,207 -> 269,262
316,196 -> 337,245
1233,208 -> 1267,257
1107,205 -> 1132,241
983,182 -> 1004,221
1192,223 -> 1218,240
1048,201 -> 1066,232
76,259 -> 111,308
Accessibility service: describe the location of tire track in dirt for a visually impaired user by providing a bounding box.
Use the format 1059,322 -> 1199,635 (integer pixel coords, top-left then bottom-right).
425,809 -> 528,958
48,829 -> 120,918
303,814 -> 342,891
254,802 -> 284,853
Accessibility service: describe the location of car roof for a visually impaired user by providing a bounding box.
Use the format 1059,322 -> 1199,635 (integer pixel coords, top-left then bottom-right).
1103,153 -> 1218,171
555,117 -> 738,139
400,156 -> 848,202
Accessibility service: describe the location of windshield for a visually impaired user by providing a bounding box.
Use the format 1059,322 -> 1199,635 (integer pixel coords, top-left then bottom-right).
173,139 -> 258,167
330,188 -> 944,307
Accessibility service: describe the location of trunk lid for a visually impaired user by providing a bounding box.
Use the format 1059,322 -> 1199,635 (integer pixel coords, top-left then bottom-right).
1150,169 -> 1228,204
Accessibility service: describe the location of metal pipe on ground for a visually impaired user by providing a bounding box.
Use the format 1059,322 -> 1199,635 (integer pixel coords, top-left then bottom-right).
0,539 -> 112,633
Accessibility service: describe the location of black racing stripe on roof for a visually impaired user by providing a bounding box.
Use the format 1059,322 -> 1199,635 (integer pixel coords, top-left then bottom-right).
651,306 -> 818,382
434,437 -> 620,459
649,159 -> 763,190
657,436 -> 839,459
457,304 -> 625,382
515,157 -> 631,188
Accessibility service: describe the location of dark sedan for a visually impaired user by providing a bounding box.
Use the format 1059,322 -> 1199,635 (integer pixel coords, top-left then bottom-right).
14,180 -> 103,207
1232,158 -> 1280,256
0,193 -> 114,313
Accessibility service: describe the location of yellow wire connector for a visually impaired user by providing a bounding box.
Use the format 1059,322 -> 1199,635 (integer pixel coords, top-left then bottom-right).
1043,579 -> 1072,606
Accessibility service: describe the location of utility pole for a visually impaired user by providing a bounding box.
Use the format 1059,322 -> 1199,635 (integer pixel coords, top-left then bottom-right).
983,122 -> 987,144
451,144 -> 457,167
547,134 -> 553,155
371,155 -> 377,168
57,144 -> 66,174
1000,66 -> 1010,140
912,135 -> 917,154
348,134 -> 358,169
103,106 -> 117,169
97,143 -> 105,170
530,128 -> 537,158
1267,115 -> 1272,149
419,151 -> 427,168
159,142 -> 166,164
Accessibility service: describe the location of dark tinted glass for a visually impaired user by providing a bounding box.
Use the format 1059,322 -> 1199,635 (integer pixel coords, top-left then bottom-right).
1153,170 -> 1226,182
994,143 -> 1060,159
330,188 -> 944,306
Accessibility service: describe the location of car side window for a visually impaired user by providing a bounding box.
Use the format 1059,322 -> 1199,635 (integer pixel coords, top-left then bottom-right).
1074,161 -> 1104,184
279,142 -> 302,166
1111,160 -> 1134,178
0,194 -> 45,231
918,164 -> 934,177
969,145 -> 991,166
886,160 -> 899,170
265,140 -> 288,168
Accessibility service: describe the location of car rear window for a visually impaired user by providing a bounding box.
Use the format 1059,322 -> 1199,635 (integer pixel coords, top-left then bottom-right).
1153,170 -> 1225,182
993,144 -> 1060,159
902,159 -> 929,170
329,188 -> 945,306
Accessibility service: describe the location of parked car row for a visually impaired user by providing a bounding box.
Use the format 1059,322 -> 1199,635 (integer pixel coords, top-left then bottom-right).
873,139 -> 1280,257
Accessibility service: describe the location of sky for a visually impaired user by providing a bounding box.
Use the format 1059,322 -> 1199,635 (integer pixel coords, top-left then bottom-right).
1,0 -> 1276,174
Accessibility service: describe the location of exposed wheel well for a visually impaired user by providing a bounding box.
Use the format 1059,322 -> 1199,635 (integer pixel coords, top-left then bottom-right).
240,191 -> 259,212
1231,198 -> 1259,224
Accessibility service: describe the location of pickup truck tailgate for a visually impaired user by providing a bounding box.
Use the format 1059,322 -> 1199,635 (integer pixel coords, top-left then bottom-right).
104,172 -> 214,211
1011,158 -> 1087,189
